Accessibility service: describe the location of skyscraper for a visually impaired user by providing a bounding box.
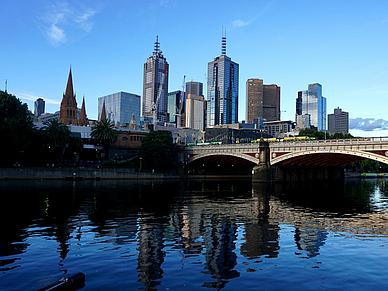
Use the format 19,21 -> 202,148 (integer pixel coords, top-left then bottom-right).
186,81 -> 205,131
143,35 -> 169,124
246,79 -> 280,128
59,68 -> 78,125
207,33 -> 239,127
296,83 -> 327,131
34,98 -> 45,118
98,92 -> 141,126
328,107 -> 349,135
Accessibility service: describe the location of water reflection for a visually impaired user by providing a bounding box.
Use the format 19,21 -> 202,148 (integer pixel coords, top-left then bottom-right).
0,178 -> 387,290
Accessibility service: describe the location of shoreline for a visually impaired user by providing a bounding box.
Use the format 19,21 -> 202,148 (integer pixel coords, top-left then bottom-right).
0,167 -> 252,180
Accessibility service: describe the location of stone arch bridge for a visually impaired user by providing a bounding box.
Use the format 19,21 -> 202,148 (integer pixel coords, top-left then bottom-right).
181,137 -> 388,181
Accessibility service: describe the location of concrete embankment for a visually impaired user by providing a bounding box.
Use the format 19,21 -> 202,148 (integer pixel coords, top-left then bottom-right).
0,168 -> 253,180
0,167 -> 177,180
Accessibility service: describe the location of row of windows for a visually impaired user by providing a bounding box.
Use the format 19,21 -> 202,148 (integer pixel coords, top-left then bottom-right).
122,136 -> 143,141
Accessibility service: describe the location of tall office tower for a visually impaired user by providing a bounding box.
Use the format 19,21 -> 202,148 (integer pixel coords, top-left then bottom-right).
143,35 -> 169,124
296,83 -> 327,131
59,68 -> 78,125
34,98 -> 45,118
246,79 -> 280,127
207,33 -> 239,127
167,90 -> 184,124
328,107 -> 349,135
186,81 -> 203,96
186,81 -> 205,131
98,92 -> 141,126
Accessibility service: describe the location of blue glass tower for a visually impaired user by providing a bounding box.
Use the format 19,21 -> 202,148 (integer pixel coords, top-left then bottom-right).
207,34 -> 239,127
296,83 -> 327,131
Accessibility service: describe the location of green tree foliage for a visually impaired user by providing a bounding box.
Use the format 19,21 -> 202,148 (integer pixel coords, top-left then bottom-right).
298,128 -> 353,140
91,118 -> 119,160
140,130 -> 175,169
40,118 -> 71,163
0,90 -> 34,166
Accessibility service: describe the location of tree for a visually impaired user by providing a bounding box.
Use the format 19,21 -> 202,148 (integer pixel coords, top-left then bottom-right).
40,119 -> 71,164
0,90 -> 34,166
140,130 -> 175,169
91,118 -> 119,161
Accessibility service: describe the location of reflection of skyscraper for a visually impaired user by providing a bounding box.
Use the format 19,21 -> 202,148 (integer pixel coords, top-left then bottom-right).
202,217 -> 239,288
207,33 -> 239,127
294,227 -> 328,258
137,219 -> 166,290
143,35 -> 169,123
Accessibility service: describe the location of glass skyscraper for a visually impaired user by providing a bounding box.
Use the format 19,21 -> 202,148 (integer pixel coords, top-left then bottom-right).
207,35 -> 239,127
142,35 -> 169,123
98,92 -> 140,127
296,83 -> 327,131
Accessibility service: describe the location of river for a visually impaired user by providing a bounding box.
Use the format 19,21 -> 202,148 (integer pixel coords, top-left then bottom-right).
0,178 -> 388,290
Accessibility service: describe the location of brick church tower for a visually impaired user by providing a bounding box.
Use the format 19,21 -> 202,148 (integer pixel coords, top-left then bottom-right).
59,68 -> 78,125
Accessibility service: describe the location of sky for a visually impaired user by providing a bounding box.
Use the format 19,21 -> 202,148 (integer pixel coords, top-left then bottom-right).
1,0 -> 388,137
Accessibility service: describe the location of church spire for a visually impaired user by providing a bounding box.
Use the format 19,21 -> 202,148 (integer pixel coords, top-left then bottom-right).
59,67 -> 78,125
100,100 -> 107,121
78,96 -> 88,126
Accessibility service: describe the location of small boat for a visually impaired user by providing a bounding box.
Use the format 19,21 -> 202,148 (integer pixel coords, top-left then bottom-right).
37,272 -> 85,291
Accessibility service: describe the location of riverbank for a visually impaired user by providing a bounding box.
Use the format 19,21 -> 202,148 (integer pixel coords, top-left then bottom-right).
0,167 -> 252,180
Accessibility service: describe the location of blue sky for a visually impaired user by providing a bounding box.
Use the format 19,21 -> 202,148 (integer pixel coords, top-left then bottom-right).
1,0 -> 388,137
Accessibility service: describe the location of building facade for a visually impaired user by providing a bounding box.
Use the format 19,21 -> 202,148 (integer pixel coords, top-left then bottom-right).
246,79 -> 280,127
34,98 -> 45,118
186,94 -> 205,131
296,83 -> 327,131
167,90 -> 184,124
207,36 -> 239,127
98,92 -> 140,127
328,107 -> 349,135
142,35 -> 169,124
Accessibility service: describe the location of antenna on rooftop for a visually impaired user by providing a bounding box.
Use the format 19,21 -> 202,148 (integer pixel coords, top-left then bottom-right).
154,34 -> 160,54
5,79 -> 7,93
221,26 -> 226,56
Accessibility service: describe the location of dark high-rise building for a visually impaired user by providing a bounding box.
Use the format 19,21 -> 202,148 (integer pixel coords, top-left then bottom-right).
186,81 -> 203,96
207,33 -> 239,127
328,107 -> 349,135
142,35 -> 169,124
246,79 -> 280,128
34,98 -> 45,118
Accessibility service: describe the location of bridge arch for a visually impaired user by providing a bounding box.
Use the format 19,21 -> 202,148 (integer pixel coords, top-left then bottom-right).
271,149 -> 388,166
188,152 -> 259,165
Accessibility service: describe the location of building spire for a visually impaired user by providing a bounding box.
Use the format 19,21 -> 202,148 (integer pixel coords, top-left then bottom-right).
154,34 -> 160,54
100,100 -> 107,121
78,96 -> 88,126
221,26 -> 226,56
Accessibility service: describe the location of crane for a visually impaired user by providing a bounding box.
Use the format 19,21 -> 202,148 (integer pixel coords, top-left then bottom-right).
175,75 -> 185,128
152,61 -> 168,126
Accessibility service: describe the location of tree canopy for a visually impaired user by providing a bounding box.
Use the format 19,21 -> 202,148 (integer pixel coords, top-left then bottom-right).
140,130 -> 175,169
0,90 -> 34,165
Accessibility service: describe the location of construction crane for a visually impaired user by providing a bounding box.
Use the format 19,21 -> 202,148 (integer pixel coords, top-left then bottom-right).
152,62 -> 168,126
175,75 -> 185,128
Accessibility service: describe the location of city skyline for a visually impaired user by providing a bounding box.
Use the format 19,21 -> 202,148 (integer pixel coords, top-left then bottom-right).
1,0 -> 388,136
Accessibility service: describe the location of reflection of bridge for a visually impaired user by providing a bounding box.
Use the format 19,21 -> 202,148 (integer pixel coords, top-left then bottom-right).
183,137 -> 388,181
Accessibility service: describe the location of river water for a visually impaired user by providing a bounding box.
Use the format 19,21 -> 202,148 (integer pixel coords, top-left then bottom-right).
0,178 -> 388,290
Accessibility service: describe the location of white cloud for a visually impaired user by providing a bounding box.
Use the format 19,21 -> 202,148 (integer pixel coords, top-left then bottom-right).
350,117 -> 388,132
40,1 -> 100,46
232,20 -> 250,28
232,0 -> 275,28
16,92 -> 60,105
